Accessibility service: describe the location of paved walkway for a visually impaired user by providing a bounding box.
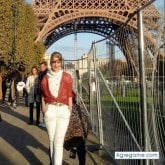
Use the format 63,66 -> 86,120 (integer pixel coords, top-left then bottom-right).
0,102 -> 115,165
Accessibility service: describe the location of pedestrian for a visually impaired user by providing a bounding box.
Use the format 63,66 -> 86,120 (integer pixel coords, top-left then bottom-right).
0,72 -> 3,121
36,61 -> 48,128
41,51 -> 73,165
10,68 -> 22,107
64,91 -> 89,165
23,72 -> 29,107
0,72 -> 2,103
2,73 -> 7,103
0,114 -> 2,122
25,66 -> 40,125
4,73 -> 12,105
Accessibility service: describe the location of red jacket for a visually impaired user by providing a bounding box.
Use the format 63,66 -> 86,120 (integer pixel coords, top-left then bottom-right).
41,71 -> 72,105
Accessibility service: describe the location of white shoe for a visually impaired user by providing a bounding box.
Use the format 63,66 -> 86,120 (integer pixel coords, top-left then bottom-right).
7,102 -> 11,106
39,123 -> 46,128
13,103 -> 17,108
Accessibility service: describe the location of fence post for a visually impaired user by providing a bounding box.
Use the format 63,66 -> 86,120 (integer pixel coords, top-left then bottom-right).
88,50 -> 95,133
93,42 -> 104,147
137,8 -> 150,165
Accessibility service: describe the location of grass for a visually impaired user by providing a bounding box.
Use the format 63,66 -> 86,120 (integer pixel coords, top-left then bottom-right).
101,95 -> 140,103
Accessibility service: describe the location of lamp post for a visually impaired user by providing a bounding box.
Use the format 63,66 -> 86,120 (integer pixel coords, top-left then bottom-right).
11,4 -> 18,68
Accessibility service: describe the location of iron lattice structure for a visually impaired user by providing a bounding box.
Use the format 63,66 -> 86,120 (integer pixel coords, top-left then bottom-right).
32,0 -> 161,78
33,0 -> 160,47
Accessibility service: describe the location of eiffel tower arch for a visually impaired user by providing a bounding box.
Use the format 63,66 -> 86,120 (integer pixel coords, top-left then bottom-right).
32,0 -> 161,78
33,0 -> 160,48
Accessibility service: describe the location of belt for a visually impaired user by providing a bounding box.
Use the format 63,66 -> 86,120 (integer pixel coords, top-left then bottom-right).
50,102 -> 64,106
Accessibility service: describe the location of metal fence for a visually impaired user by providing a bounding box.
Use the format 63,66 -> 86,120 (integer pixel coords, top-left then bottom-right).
76,0 -> 164,164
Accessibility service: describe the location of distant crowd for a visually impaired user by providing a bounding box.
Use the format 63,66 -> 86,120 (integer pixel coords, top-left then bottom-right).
0,66 -> 22,107
0,61 -> 48,126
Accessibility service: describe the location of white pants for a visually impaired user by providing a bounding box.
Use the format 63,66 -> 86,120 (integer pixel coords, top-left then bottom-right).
44,104 -> 71,165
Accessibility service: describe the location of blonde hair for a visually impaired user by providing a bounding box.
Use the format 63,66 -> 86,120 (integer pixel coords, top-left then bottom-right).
50,52 -> 63,64
50,52 -> 64,68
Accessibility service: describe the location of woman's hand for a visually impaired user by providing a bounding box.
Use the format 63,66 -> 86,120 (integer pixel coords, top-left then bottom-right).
42,107 -> 47,115
68,97 -> 72,112
41,96 -> 46,115
68,106 -> 72,112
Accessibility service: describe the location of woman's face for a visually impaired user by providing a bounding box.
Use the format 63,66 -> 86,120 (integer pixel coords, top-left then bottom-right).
51,57 -> 62,72
32,68 -> 38,75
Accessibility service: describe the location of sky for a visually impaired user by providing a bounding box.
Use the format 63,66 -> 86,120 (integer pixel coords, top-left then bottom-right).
46,33 -> 104,60
26,0 -> 164,60
26,0 -> 32,3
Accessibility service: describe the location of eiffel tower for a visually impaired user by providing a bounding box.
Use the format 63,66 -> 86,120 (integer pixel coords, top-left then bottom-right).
32,0 -> 162,78
33,0 -> 160,48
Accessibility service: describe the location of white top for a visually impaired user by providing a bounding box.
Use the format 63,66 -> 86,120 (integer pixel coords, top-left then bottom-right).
25,75 -> 38,103
47,70 -> 63,98
26,75 -> 38,94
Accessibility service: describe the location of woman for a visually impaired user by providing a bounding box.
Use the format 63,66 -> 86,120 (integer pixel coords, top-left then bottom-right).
0,72 -> 2,103
41,52 -> 73,165
0,72 -> 2,122
64,91 -> 89,165
26,66 -> 40,125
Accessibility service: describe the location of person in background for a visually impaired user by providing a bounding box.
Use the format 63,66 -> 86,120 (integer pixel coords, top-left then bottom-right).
0,72 -> 3,121
41,52 -> 73,165
23,72 -> 29,107
64,91 -> 89,165
4,72 -> 12,105
2,73 -> 7,104
0,72 -> 2,103
37,61 -> 48,128
0,113 -> 2,122
10,68 -> 22,107
26,66 -> 40,125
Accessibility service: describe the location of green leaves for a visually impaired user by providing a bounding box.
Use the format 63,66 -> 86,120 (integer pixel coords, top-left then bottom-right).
0,0 -> 44,73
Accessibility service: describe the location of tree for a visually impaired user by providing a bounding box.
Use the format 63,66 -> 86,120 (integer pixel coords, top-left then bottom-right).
0,0 -> 13,64
0,0 -> 45,73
